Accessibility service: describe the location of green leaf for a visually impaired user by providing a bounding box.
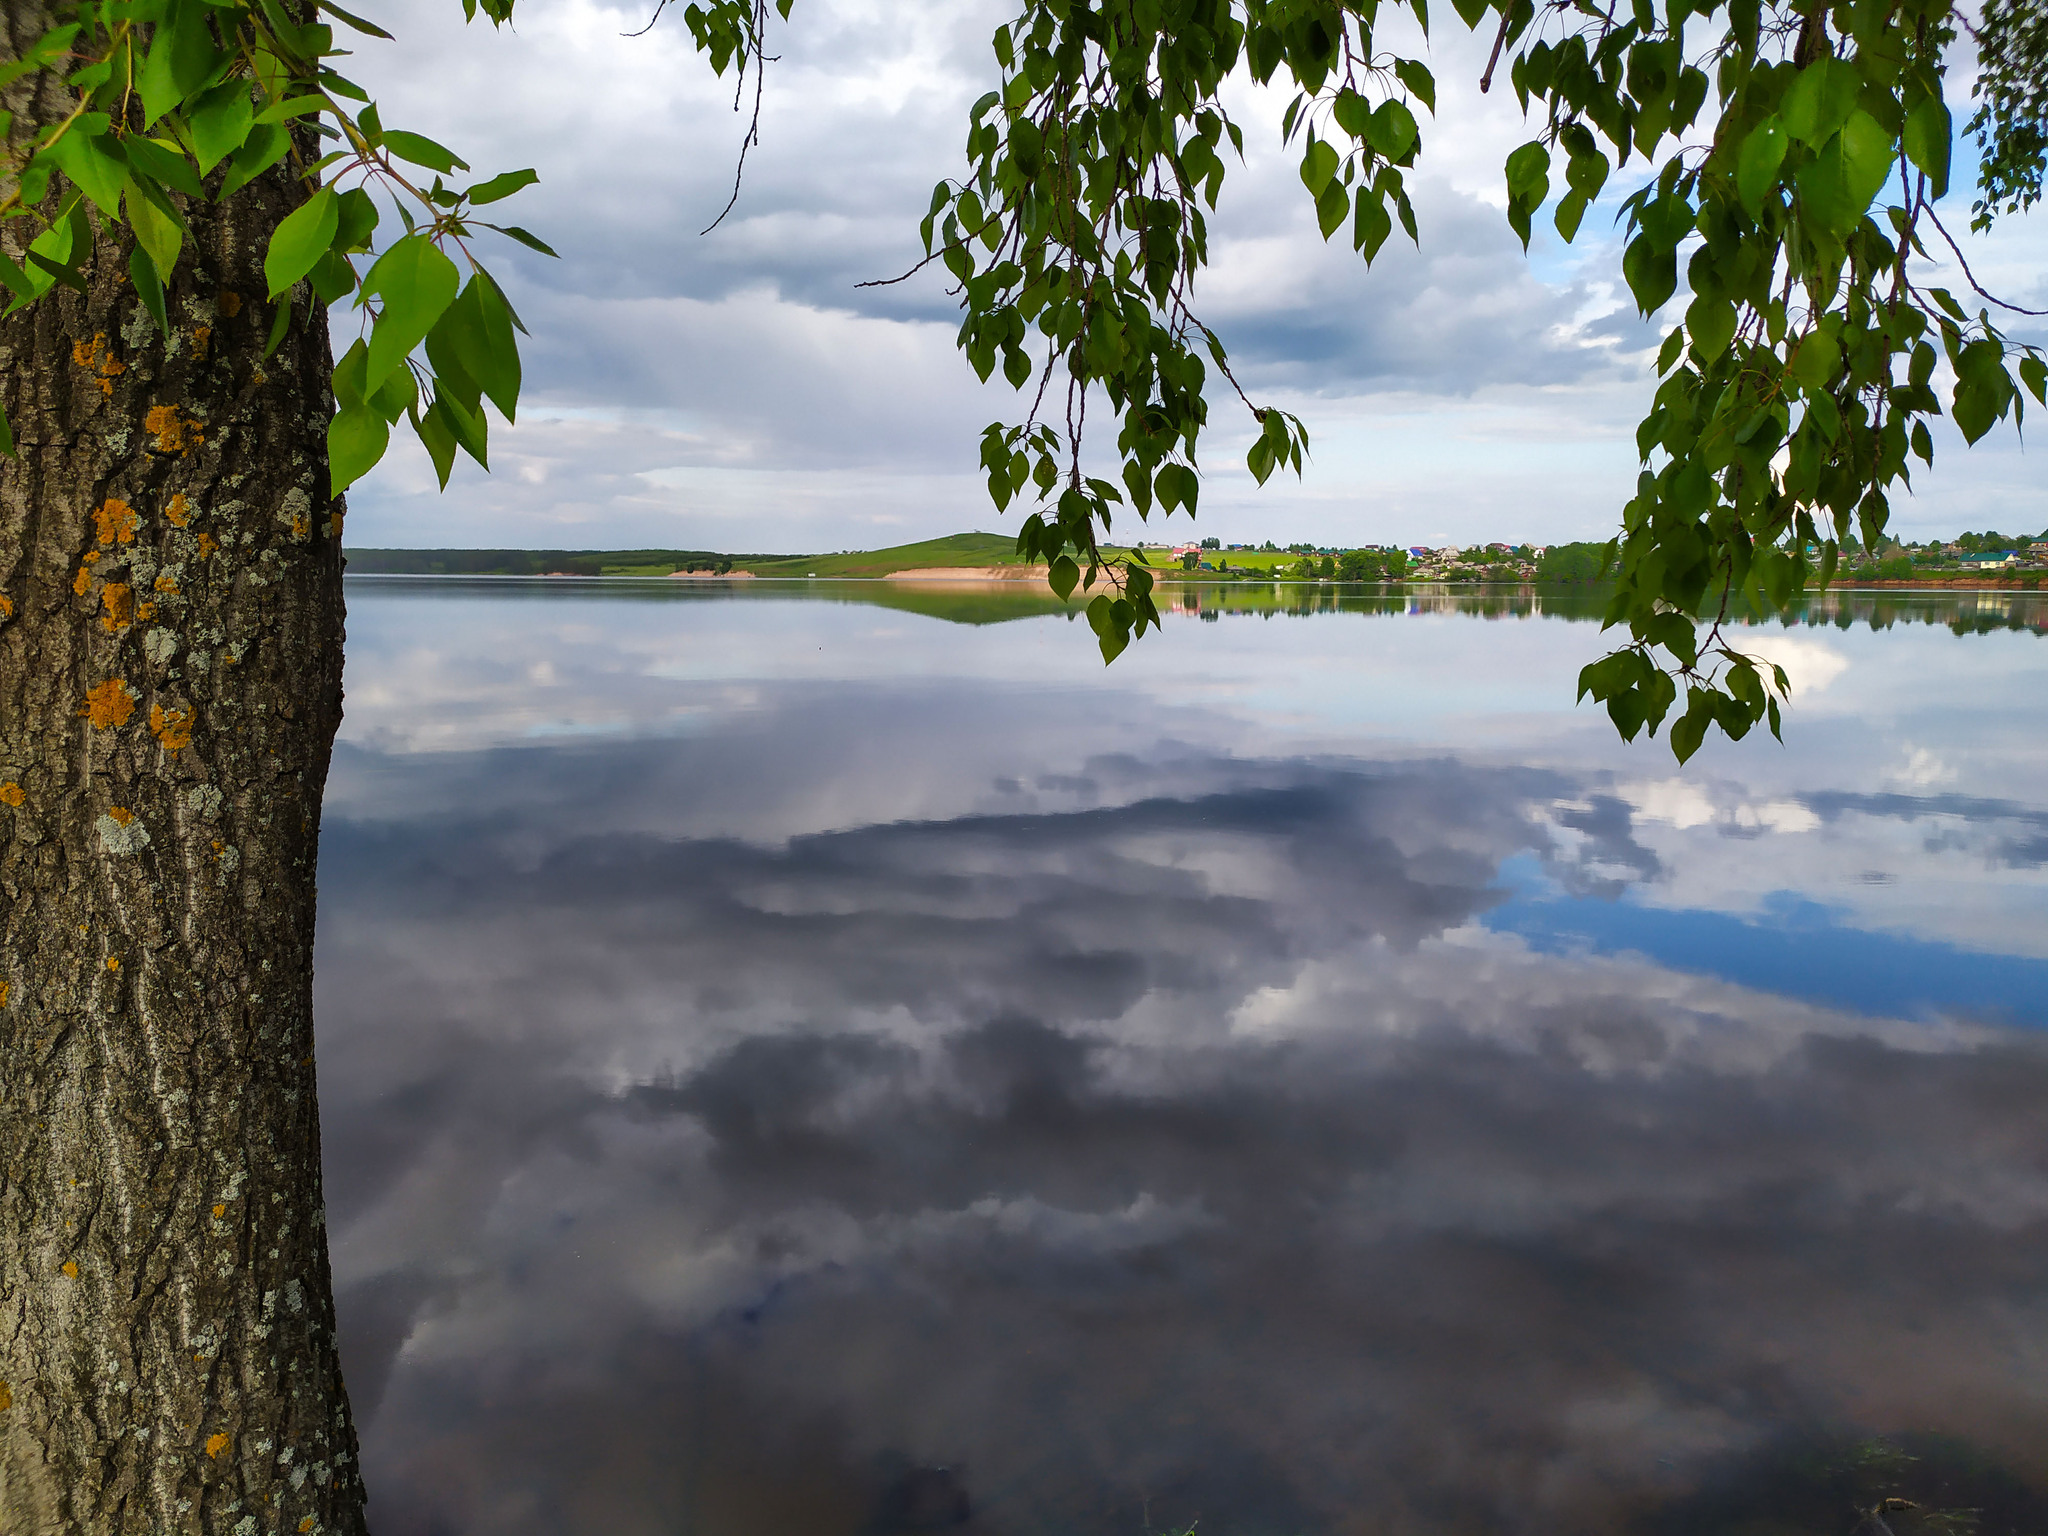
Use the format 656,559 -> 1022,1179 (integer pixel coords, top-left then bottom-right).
369,362 -> 419,424
1315,179 -> 1348,239
1778,57 -> 1857,147
1787,328 -> 1841,387
128,246 -> 170,340
0,402 -> 13,459
0,250 -> 32,305
264,294 -> 292,358
334,186 -> 379,251
415,398 -> 459,488
1085,593 -> 1130,663
328,405 -> 390,496
1353,186 -> 1393,259
1299,138 -> 1338,195
484,223 -> 559,258
1901,95 -> 1951,199
44,131 -> 130,217
332,338 -> 371,409
1047,553 -> 1079,600
1365,100 -> 1419,160
381,129 -> 469,174
465,271 -> 522,420
307,248 -> 358,305
121,135 -> 205,200
266,185 -> 339,299
435,391 -> 490,468
429,274 -> 522,422
1796,112 -> 1893,237
26,249 -> 87,296
1735,118 -> 1788,216
1393,58 -> 1436,113
188,82 -> 256,176
320,1 -> 396,38
1504,140 -> 1550,200
2020,355 -> 2047,405
362,235 -> 460,393
139,0 -> 223,127
1623,234 -> 1677,315
1685,294 -> 1736,362
1554,188 -> 1589,242
254,95 -> 329,126
220,122 -> 290,199
467,167 -> 539,205
125,182 -> 184,281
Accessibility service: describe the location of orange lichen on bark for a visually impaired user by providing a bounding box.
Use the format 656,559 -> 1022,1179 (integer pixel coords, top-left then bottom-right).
190,325 -> 212,359
165,493 -> 190,527
73,334 -> 127,396
93,499 -> 139,545
60,1261 -> 78,1278
99,583 -> 135,632
80,679 -> 137,729
205,1433 -> 230,1460
218,291 -> 242,318
0,1380 -> 10,1410
105,956 -> 120,972
0,594 -> 11,618
0,783 -> 20,807
211,1203 -> 225,1219
154,574 -> 180,595
150,705 -> 194,752
325,510 -> 346,540
136,600 -> 156,622
196,533 -> 218,558
107,807 -> 132,826
291,514 -> 309,541
144,405 -> 203,455
300,1518 -> 316,1533
0,983 -> 9,1008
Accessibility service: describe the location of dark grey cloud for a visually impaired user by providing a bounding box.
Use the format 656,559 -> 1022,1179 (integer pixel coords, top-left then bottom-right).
315,719 -> 2048,1536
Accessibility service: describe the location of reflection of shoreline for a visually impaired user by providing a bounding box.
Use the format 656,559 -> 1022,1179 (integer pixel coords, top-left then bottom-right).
882,565 -> 1048,582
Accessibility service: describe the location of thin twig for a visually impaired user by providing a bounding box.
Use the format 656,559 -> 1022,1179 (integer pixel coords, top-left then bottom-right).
620,0 -> 672,38
1924,205 -> 2048,315
1480,12 -> 1513,92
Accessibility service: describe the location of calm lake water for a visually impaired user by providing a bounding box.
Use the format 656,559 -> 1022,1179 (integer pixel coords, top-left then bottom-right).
317,579 -> 2048,1536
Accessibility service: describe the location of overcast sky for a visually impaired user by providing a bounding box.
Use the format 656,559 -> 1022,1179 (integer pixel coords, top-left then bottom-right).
338,0 -> 2047,554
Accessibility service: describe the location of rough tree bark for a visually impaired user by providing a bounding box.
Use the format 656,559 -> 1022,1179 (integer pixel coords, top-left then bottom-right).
0,6 -> 366,1532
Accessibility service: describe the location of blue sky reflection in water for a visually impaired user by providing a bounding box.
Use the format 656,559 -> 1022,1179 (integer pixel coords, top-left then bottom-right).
317,582 -> 2048,1536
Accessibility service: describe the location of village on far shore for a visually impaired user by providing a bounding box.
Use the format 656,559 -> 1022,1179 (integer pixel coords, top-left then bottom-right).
345,525 -> 2048,587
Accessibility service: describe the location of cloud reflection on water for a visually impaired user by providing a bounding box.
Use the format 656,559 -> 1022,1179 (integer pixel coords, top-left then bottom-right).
318,587 -> 2048,1535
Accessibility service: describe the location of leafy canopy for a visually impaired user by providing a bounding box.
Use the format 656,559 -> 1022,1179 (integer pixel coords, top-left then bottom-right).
5,0 -> 2043,761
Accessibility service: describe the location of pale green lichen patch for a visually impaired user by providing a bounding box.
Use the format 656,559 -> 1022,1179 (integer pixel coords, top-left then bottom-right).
97,808 -> 151,855
120,303 -> 155,354
144,628 -> 179,667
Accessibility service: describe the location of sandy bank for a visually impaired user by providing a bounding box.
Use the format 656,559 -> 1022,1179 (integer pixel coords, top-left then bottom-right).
665,570 -> 757,579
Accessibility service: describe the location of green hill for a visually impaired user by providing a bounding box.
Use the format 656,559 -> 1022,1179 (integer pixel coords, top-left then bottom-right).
740,532 -> 1031,577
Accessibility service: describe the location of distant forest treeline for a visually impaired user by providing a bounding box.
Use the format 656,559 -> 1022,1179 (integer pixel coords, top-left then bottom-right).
1533,542 -> 1618,582
344,549 -> 785,576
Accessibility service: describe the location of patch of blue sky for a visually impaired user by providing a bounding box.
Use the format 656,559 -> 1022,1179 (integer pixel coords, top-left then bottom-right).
1483,852 -> 2048,1028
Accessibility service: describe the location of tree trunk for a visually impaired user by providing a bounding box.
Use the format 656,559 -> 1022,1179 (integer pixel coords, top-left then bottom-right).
0,9 -> 364,1533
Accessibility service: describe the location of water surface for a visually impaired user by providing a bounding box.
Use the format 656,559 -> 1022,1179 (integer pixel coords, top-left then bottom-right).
318,580 -> 2048,1535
